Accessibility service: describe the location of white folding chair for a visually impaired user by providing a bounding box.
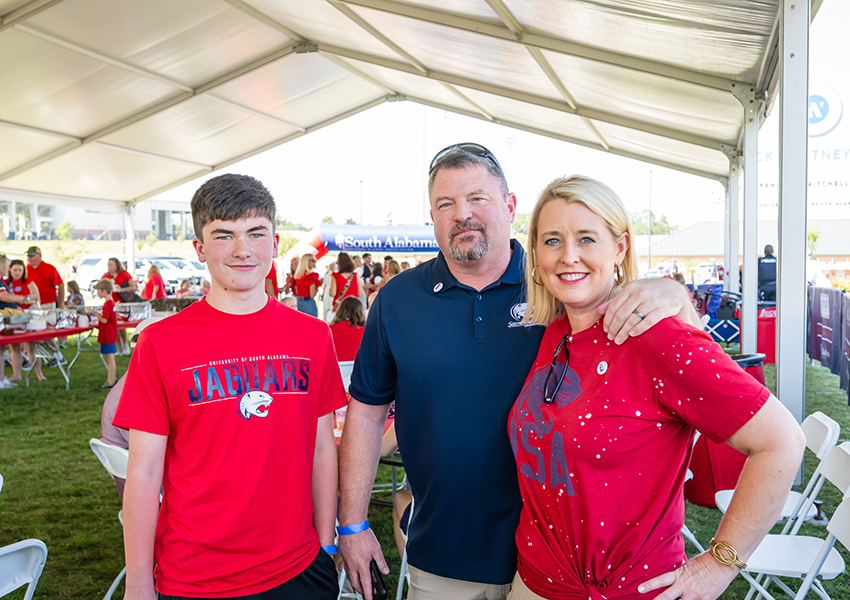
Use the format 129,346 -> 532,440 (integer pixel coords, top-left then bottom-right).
0,472 -> 3,496
743,442 -> 850,600
396,497 -> 414,600
90,439 -> 130,600
339,360 -> 355,391
682,468 -> 706,553
0,539 -> 48,600
715,411 -> 840,528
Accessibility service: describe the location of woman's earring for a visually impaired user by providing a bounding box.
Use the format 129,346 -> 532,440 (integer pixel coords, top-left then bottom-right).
614,263 -> 624,285
531,265 -> 544,286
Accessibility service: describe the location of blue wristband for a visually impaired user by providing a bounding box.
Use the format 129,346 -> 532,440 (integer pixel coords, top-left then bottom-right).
322,544 -> 337,555
336,520 -> 370,535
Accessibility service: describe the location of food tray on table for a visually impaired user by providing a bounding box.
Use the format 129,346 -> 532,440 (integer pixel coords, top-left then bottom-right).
0,308 -> 31,333
116,301 -> 152,322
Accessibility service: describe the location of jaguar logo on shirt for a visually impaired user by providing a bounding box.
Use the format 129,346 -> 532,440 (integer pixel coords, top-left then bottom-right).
507,303 -> 543,328
239,391 -> 273,420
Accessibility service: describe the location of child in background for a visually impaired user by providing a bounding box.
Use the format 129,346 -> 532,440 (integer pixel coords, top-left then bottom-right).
66,280 -> 85,306
93,279 -> 117,389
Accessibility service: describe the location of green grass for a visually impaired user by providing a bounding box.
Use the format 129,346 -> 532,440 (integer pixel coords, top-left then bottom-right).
1,347 -> 848,599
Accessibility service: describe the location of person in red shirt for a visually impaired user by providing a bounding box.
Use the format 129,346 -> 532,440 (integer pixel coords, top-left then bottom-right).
330,296 -> 365,361
265,260 -> 280,299
329,252 -> 359,314
508,175 -> 804,600
2,257 -> 44,382
94,279 -> 118,389
142,265 -> 166,300
293,253 -> 320,317
25,246 -> 64,310
114,174 -> 344,600
103,257 -> 136,355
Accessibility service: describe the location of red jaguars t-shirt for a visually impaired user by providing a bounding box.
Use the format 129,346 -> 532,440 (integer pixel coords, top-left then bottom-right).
113,298 -> 347,597
509,317 -> 769,600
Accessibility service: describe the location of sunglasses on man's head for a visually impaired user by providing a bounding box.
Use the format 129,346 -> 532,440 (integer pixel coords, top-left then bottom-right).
429,143 -> 503,175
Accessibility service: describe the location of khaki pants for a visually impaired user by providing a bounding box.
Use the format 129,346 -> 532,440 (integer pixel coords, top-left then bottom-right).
505,573 -> 549,600
408,565 -> 512,600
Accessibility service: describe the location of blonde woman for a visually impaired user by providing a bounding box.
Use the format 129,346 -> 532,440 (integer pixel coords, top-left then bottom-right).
292,253 -> 320,316
507,176 -> 804,600
143,264 -> 166,299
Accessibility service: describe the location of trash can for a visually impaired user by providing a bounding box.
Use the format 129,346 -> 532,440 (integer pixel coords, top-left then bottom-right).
684,353 -> 766,507
757,306 -> 776,364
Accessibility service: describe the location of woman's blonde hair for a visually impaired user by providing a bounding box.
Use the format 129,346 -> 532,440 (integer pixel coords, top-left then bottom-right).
293,254 -> 315,280
524,175 -> 637,326
147,264 -> 161,277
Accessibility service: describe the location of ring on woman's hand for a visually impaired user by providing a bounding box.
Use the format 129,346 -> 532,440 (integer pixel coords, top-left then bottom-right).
633,309 -> 647,321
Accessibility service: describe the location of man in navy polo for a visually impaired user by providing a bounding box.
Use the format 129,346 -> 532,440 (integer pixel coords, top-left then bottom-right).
338,144 -> 696,600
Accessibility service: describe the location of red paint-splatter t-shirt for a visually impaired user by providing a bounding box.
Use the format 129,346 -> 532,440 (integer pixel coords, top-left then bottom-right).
509,317 -> 768,600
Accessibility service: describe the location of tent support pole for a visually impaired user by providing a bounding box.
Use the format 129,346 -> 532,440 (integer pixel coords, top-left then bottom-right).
737,86 -> 760,355
777,0 -> 809,448
125,206 -> 136,278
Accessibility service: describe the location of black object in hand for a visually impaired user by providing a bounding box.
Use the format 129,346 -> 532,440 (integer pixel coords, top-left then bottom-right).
369,558 -> 387,600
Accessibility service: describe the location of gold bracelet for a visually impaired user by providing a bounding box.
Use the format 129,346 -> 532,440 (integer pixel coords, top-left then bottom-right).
710,539 -> 747,569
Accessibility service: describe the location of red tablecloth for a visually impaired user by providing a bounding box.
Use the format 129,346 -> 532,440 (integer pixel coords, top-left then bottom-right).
0,320 -> 143,346
0,325 -> 94,346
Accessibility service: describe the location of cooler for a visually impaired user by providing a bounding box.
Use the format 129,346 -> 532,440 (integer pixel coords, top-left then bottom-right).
684,353 -> 766,507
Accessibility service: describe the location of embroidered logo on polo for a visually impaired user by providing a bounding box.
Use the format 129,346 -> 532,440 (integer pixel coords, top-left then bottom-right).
509,362 -> 583,494
507,302 -> 542,328
186,354 -> 311,419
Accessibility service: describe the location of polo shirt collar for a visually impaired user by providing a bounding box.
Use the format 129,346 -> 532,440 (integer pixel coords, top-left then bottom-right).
430,239 -> 526,294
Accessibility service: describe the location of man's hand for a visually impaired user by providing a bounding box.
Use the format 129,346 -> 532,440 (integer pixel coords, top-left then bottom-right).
338,529 -> 389,600
599,278 -> 699,344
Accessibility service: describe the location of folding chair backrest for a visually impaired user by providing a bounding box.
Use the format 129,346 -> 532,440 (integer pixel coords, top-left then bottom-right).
821,442 -> 850,497
90,439 -> 130,480
0,539 -> 48,600
802,411 -> 841,460
339,360 -> 355,391
827,495 -> 850,550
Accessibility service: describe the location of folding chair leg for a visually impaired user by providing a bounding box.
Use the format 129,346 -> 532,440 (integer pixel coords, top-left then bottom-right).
681,524 -> 705,553
338,567 -> 363,600
396,549 -> 409,600
103,566 -> 126,600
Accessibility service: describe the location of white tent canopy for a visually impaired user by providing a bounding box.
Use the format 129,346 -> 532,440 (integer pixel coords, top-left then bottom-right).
0,0 -> 815,205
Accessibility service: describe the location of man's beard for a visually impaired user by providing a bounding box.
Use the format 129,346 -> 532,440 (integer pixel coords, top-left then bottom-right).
449,220 -> 490,261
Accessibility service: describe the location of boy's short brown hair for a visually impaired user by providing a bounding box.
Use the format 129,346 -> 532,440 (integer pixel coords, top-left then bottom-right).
94,278 -> 114,293
190,174 -> 276,241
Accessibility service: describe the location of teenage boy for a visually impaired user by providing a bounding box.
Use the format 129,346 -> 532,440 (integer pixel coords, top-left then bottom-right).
93,279 -> 117,389
114,174 -> 346,600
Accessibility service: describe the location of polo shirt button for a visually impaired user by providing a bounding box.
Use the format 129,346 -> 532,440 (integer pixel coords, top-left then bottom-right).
476,294 -> 482,300
475,316 -> 483,323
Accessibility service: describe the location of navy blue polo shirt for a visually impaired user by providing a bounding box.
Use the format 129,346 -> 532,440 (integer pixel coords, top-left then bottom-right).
0,279 -> 16,309
349,240 -> 545,584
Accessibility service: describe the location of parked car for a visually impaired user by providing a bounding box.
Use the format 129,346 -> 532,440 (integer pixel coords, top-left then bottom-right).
693,262 -> 722,286
75,254 -> 200,296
